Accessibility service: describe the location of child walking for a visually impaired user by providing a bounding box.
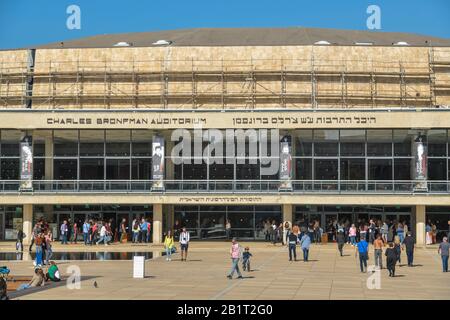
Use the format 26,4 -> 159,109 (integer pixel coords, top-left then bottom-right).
242,247 -> 252,271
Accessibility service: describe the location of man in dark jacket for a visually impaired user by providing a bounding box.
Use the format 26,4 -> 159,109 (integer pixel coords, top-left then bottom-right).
385,242 -> 397,277
288,232 -> 299,261
336,231 -> 345,256
402,232 -> 415,267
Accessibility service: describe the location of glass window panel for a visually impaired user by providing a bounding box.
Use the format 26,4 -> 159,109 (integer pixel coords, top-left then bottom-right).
183,162 -> 207,180
131,158 -> 151,180
80,130 -> 104,156
132,130 -> 152,156
106,159 -> 130,180
80,158 -> 104,180
367,130 -> 392,156
106,130 -> 130,156
54,130 -> 78,157
295,130 -> 312,156
340,158 -> 365,180
314,130 -> 339,156
1,159 -> 19,179
32,130 -> 52,157
393,130 -> 415,156
236,159 -> 260,180
428,129 -> 447,157
368,159 -> 392,180
394,158 -> 412,180
295,159 -> 312,180
340,129 -> 365,156
174,209 -> 198,229
428,159 -> 446,180
209,158 -> 234,180
33,158 -> 45,180
53,159 -> 77,180
314,159 -> 338,180
1,130 -> 21,157
229,211 -> 254,229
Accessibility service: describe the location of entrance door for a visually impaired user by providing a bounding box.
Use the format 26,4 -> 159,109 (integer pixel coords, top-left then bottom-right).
0,213 -> 4,241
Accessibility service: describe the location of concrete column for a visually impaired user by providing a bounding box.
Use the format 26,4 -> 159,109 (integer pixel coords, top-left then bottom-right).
45,136 -> 53,180
22,204 -> 33,246
282,204 -> 293,224
165,204 -> 174,232
153,203 -> 163,244
415,205 -> 426,245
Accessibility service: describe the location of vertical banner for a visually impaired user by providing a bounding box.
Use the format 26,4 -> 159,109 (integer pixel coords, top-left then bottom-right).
152,136 -> 165,190
279,136 -> 292,191
20,135 -> 33,191
412,134 -> 427,191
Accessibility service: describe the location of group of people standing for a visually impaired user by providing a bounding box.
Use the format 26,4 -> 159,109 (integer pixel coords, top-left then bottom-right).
27,218 -> 54,267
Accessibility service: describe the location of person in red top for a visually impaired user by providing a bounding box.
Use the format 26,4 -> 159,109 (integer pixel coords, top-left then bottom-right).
146,220 -> 151,243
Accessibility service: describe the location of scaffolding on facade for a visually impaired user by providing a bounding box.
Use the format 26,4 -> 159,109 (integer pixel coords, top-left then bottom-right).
0,51 -> 450,110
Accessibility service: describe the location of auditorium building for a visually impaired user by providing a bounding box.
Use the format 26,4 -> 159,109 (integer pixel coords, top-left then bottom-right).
0,28 -> 450,244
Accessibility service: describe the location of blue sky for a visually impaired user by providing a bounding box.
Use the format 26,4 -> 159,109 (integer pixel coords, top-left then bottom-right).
0,0 -> 449,49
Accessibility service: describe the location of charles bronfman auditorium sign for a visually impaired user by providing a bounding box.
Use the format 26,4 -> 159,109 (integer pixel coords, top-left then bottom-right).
1,110 -> 448,129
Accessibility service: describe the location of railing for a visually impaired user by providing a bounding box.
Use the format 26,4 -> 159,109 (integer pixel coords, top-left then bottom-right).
0,180 -> 449,194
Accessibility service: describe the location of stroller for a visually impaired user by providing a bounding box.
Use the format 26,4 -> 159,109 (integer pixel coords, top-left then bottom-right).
0,266 -> 10,300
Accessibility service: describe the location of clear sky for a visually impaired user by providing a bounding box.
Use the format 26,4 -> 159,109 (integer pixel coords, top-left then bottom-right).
0,0 -> 449,49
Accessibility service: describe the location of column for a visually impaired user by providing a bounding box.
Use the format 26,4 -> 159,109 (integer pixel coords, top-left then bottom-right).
164,204 -> 174,232
415,205 -> 426,245
153,203 -> 163,244
22,204 -> 33,246
282,204 -> 293,224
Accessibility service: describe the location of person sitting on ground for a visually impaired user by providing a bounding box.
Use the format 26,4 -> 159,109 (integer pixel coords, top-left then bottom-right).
17,267 -> 45,291
45,261 -> 61,282
242,247 -> 252,271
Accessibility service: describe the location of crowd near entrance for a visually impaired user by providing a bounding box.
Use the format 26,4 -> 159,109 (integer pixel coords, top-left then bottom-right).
33,205 -> 153,241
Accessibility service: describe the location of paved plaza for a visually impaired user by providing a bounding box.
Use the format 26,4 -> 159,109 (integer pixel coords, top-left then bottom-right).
1,241 -> 449,300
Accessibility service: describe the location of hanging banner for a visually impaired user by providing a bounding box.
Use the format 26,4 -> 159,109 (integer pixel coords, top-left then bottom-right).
152,136 -> 165,190
279,136 -> 292,191
412,134 -> 427,191
20,135 -> 33,191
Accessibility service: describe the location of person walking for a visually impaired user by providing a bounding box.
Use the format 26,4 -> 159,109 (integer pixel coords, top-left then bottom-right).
164,230 -> 174,261
16,228 -> 25,252
368,219 -> 376,244
373,234 -> 384,269
132,221 -> 140,243
82,220 -> 90,245
283,221 -> 290,246
336,230 -> 345,257
349,224 -> 357,246
70,221 -> 78,244
119,218 -> 127,243
140,218 -> 148,243
146,219 -> 151,243
403,232 -> 415,267
394,235 -> 402,266
381,221 -> 389,243
34,232 -> 44,267
397,223 -> 405,244
288,231 -> 299,261
227,238 -> 243,279
385,243 -> 397,277
60,220 -> 68,245
28,220 -> 41,252
44,230 -> 53,265
300,232 -> 311,262
96,223 -> 108,246
356,237 -> 369,273
179,227 -> 190,261
225,219 -> 232,240
242,247 -> 252,272
438,237 -> 449,272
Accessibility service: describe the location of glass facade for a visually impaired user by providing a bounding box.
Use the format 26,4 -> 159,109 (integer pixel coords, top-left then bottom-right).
174,205 -> 282,240
0,205 -> 23,240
